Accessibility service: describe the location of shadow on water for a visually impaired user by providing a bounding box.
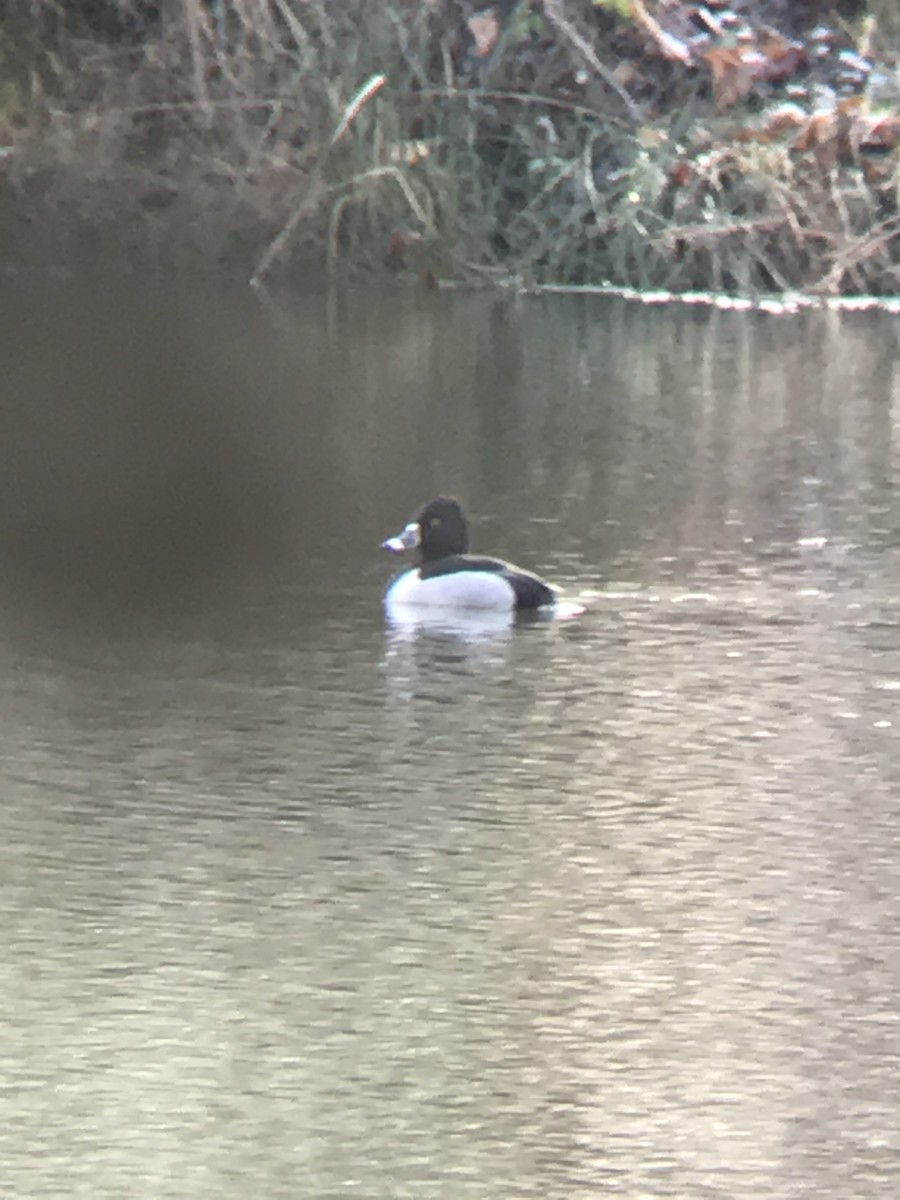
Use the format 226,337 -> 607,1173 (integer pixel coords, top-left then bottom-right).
0,276 -> 345,626
1,269 -> 899,1199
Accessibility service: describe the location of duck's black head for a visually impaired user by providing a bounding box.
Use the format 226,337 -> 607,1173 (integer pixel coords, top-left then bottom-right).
382,496 -> 470,563
416,496 -> 469,561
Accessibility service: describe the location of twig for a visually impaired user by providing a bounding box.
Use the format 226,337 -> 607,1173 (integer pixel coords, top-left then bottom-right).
331,74 -> 387,146
659,216 -> 787,245
184,1 -> 213,123
631,0 -> 692,64
327,193 -> 354,275
251,180 -> 330,288
358,165 -> 432,228
271,0 -> 317,59
327,166 -> 433,273
414,87 -> 631,130
540,0 -> 643,123
808,217 -> 900,295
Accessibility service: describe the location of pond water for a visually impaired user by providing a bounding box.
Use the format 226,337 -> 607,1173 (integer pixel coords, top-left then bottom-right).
1,279 -> 899,1199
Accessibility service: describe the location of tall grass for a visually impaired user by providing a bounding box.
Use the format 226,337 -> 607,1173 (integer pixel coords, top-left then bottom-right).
2,0 -> 899,295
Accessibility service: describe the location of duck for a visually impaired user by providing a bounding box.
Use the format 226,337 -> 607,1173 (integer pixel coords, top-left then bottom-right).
381,496 -> 556,611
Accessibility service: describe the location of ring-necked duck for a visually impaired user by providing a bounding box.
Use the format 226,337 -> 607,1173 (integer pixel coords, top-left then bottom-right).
381,496 -> 556,611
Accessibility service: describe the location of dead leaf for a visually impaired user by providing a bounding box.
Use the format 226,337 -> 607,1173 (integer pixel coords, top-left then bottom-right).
636,126 -> 669,150
612,60 -> 639,88
755,30 -> 806,84
744,102 -> 807,143
387,140 -> 435,166
792,110 -> 840,169
669,159 -> 692,187
467,10 -> 500,57
704,46 -> 756,110
836,94 -> 867,118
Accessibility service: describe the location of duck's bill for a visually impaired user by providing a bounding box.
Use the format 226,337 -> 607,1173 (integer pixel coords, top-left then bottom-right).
382,521 -> 420,553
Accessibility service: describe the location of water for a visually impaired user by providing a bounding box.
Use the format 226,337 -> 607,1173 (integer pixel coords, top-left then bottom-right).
1,281 -> 899,1198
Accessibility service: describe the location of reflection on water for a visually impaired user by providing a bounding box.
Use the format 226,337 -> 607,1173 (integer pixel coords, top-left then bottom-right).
1,283 -> 899,1199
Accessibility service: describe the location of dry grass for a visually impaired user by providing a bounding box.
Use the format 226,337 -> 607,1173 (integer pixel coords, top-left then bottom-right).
1,0 -> 899,295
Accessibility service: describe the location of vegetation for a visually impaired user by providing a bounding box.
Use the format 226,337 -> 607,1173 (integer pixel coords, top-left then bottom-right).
1,0 -> 899,297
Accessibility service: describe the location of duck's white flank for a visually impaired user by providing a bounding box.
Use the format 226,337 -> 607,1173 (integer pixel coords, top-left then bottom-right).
385,569 -> 516,610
